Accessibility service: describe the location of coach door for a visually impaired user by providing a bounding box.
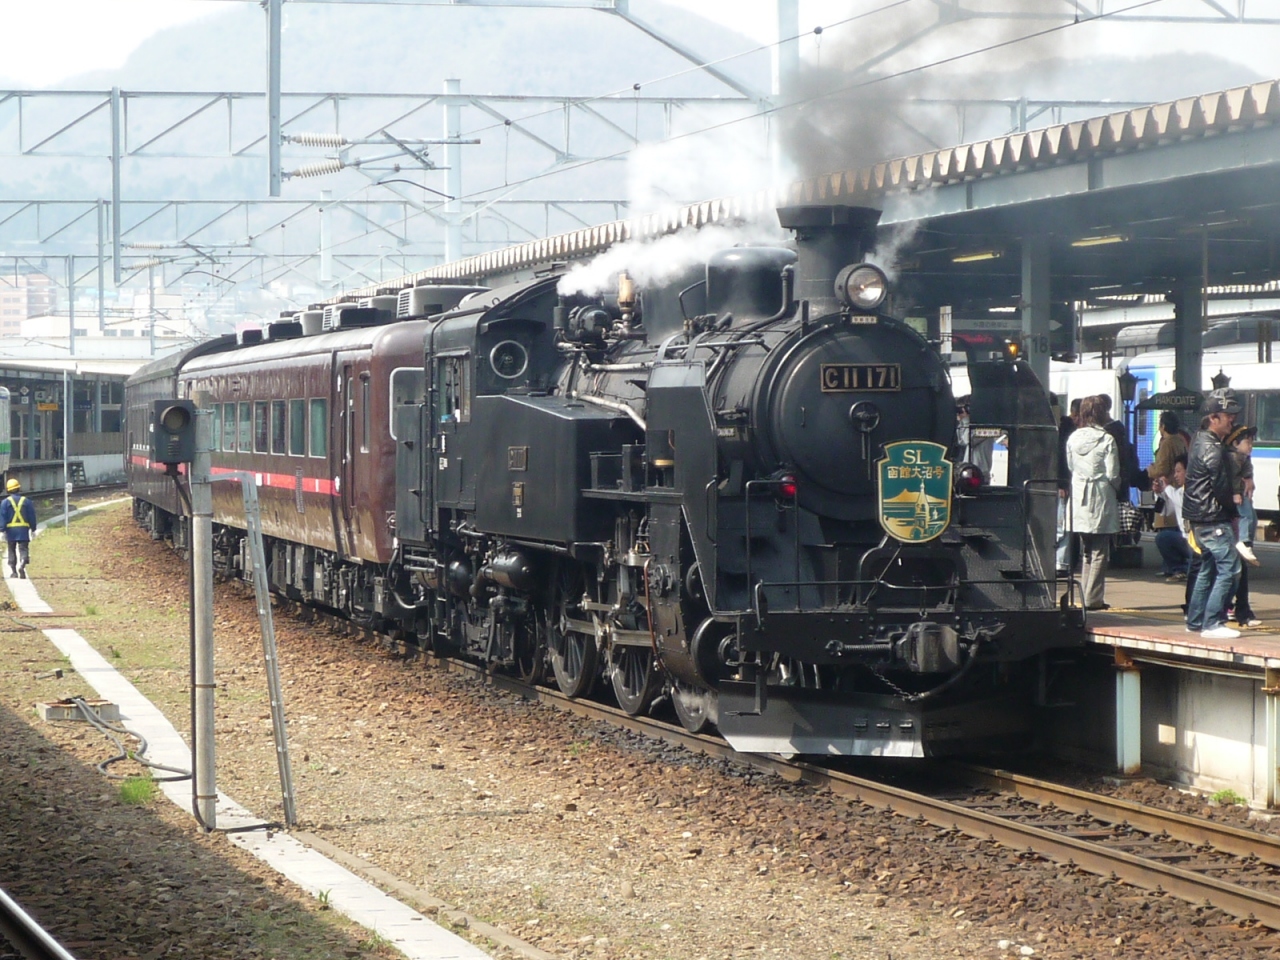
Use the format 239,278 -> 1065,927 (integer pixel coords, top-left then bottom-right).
330,355 -> 358,557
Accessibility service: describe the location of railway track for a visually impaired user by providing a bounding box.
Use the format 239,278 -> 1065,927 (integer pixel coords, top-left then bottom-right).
429,652 -> 1280,936
0,886 -> 78,960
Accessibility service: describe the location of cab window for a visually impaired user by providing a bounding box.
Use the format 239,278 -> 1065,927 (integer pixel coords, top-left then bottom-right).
390,368 -> 425,440
439,355 -> 470,423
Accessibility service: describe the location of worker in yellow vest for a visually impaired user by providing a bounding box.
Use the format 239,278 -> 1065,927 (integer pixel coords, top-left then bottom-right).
1,479 -> 36,579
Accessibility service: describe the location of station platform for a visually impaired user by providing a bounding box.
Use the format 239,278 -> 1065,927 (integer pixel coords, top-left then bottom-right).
1052,539 -> 1280,809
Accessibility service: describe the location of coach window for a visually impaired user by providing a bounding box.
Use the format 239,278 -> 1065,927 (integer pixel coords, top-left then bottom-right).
221,404 -> 234,451
389,368 -> 425,440
211,405 -> 222,451
253,401 -> 269,453
270,400 -> 287,455
439,355 -> 470,423
309,398 -> 327,458
288,399 -> 306,456
360,375 -> 371,453
238,401 -> 252,452
1257,394 -> 1280,444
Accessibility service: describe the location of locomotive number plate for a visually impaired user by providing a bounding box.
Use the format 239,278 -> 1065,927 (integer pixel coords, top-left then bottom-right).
820,363 -> 901,392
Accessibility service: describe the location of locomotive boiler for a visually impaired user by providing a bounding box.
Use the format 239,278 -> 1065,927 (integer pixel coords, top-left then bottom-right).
127,202 -> 1084,759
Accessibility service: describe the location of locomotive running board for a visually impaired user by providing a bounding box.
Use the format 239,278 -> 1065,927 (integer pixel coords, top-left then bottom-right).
716,682 -> 1031,759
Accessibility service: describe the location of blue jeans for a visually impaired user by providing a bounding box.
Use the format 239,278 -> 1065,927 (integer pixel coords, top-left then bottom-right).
1186,524 -> 1242,632
1239,498 -> 1258,543
1154,529 -> 1192,576
1056,495 -> 1070,571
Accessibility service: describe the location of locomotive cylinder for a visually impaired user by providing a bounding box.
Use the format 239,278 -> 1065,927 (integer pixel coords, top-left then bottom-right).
481,550 -> 536,592
446,559 -> 474,598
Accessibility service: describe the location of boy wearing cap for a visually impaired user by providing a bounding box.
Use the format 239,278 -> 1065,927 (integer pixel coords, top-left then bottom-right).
1226,425 -> 1260,567
1184,389 -> 1243,639
1222,425 -> 1261,628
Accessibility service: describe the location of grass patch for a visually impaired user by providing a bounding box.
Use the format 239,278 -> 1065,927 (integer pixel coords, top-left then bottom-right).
1210,788 -> 1248,806
33,504 -> 188,672
119,775 -> 156,805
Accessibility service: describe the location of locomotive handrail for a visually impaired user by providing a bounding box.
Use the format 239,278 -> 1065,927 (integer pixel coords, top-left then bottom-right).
704,478 -> 717,546
741,477 -> 801,601
1020,477 -> 1061,602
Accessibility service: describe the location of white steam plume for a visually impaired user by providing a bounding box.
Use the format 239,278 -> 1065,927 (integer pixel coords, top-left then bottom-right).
557,218 -> 789,298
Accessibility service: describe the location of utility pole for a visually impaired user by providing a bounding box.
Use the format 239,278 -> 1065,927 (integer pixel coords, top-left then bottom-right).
319,189 -> 332,289
97,200 -> 105,335
190,402 -> 216,830
267,0 -> 283,197
148,264 -> 156,357
62,369 -> 70,532
111,87 -> 122,286
67,256 -> 75,358
771,0 -> 799,185
773,0 -> 799,101
444,79 -> 463,262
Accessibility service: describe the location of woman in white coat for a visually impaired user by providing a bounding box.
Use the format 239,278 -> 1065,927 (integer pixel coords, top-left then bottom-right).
1066,395 -> 1121,611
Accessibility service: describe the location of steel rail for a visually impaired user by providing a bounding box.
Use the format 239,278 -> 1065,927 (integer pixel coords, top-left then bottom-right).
448,660 -> 1280,929
960,763 -> 1280,869
0,886 -> 79,960
291,614 -> 1280,933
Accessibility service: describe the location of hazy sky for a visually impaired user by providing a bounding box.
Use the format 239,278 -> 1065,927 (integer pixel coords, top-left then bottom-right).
0,0 -> 1276,87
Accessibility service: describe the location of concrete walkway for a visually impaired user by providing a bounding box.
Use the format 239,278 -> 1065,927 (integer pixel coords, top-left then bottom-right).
7,538 -> 491,960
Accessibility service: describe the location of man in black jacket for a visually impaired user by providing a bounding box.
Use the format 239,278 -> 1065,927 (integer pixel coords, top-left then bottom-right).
1184,389 -> 1242,639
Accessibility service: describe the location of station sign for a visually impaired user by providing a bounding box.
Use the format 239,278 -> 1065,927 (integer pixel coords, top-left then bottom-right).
1137,390 -> 1203,411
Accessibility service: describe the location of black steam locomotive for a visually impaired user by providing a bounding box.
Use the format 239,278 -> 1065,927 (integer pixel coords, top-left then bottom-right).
127,203 -> 1083,758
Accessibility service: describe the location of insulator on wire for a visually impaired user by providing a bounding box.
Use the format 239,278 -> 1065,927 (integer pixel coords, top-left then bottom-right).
285,159 -> 346,180
284,132 -> 350,147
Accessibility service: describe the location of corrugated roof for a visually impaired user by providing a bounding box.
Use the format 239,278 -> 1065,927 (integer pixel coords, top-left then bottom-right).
331,79 -> 1280,301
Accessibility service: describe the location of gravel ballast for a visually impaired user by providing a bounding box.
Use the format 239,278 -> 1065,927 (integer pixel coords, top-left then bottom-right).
4,501 -> 1280,959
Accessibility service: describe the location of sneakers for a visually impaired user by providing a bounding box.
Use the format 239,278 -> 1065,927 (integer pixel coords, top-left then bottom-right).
1240,618 -> 1263,628
1237,541 -> 1261,566
1201,625 -> 1242,640
1165,572 -> 1187,583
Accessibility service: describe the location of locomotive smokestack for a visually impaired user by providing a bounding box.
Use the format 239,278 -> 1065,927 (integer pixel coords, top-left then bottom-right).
777,205 -> 881,316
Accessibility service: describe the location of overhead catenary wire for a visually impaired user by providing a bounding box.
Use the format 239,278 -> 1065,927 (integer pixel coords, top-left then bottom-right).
298,0 -> 1174,263
432,0 -> 1174,209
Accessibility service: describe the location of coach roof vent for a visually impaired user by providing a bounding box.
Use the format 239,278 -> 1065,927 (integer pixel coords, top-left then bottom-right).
237,328 -> 265,346
399,284 -> 491,319
358,295 -> 399,320
322,304 -> 382,331
266,319 -> 304,341
299,310 -> 324,336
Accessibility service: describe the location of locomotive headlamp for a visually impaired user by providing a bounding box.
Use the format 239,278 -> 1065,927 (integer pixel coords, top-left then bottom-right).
833,263 -> 888,312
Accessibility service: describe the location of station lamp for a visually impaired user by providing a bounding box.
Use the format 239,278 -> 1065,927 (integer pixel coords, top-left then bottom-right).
152,399 -> 196,465
1117,370 -> 1138,404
